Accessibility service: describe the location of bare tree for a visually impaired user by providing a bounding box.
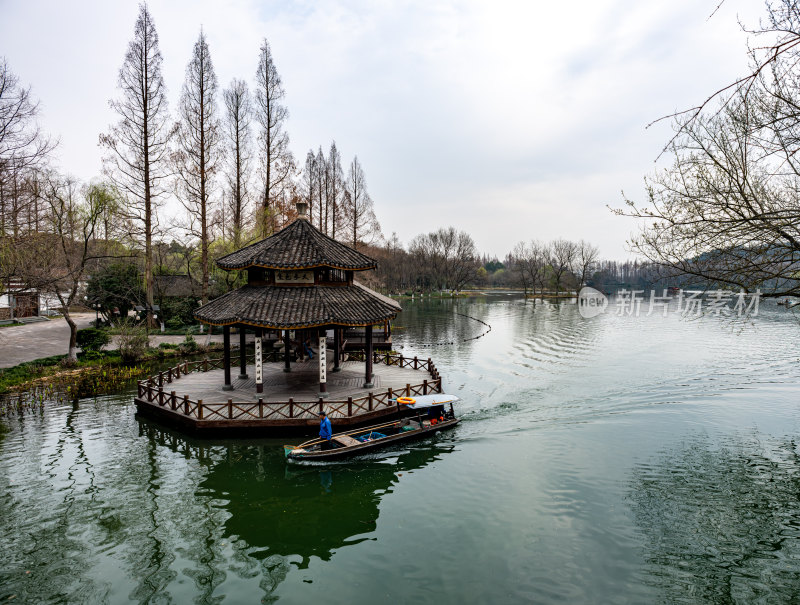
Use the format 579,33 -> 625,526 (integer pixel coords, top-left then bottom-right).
571,240 -> 599,291
173,30 -> 220,305
0,59 -> 55,241
99,3 -> 173,325
254,38 -> 294,236
343,156 -> 381,249
222,78 -> 252,248
511,240 -> 549,296
617,1 -> 800,298
549,239 -> 577,294
409,227 -> 478,292
28,173 -> 108,362
0,59 -> 54,178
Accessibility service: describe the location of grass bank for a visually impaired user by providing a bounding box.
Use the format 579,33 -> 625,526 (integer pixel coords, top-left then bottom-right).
0,342 -> 225,397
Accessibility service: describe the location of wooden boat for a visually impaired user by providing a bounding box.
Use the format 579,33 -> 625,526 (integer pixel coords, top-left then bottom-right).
284,395 -> 460,461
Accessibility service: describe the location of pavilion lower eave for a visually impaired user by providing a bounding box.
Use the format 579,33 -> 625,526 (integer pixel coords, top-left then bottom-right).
194,282 -> 400,329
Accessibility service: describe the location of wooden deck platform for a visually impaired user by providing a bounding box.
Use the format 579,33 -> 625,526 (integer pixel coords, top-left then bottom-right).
164,359 -> 425,403
134,353 -> 444,437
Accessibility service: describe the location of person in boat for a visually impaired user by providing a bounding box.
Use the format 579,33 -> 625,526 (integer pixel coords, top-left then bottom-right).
319,410 -> 332,449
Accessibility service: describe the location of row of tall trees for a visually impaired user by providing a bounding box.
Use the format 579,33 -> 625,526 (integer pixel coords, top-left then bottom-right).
302,144 -> 381,249
507,239 -> 599,295
97,5 -> 383,322
366,228 -> 479,293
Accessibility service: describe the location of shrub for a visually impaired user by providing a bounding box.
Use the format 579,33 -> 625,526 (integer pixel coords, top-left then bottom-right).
160,297 -> 198,325
76,327 -> 111,352
86,263 -> 144,320
117,320 -> 149,363
158,342 -> 179,350
179,332 -> 198,354
79,350 -> 105,361
165,318 -> 183,330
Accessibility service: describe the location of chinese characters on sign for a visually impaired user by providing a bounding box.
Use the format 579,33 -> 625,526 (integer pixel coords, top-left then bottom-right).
318,336 -> 327,383
275,270 -> 314,284
255,337 -> 263,384
614,289 -> 760,318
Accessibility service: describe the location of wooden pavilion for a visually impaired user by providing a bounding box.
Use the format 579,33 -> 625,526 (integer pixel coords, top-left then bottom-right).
194,201 -> 400,396
134,202 -> 444,436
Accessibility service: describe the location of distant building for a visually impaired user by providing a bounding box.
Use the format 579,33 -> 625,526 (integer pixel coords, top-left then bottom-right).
0,279 -> 40,319
154,275 -> 201,299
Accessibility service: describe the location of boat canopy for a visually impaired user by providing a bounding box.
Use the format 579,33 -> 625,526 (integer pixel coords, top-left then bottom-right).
393,394 -> 460,409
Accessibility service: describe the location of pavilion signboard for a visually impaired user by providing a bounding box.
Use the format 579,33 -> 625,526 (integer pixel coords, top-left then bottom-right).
275,270 -> 314,284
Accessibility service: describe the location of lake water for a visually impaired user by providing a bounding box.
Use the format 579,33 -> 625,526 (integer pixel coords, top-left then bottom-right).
2,294 -> 800,603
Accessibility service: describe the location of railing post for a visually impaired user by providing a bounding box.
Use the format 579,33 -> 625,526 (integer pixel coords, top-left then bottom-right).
228,399 -> 233,419
406,383 -> 411,397
258,398 -> 264,418
427,358 -> 432,372
158,372 -> 164,387
158,386 -> 164,406
388,387 -> 393,402
423,380 -> 428,395
368,392 -> 373,411
171,391 -> 176,408
204,358 -> 209,372
167,368 -> 172,383
289,398 -> 294,418
184,395 -> 190,415
348,397 -> 353,416
318,398 -> 324,414
198,399 -> 203,419
414,356 -> 418,369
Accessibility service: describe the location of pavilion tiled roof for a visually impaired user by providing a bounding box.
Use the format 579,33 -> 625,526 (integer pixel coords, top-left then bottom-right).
216,219 -> 377,271
194,283 -> 401,329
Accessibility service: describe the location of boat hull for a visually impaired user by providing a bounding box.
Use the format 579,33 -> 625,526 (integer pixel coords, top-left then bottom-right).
286,418 -> 460,461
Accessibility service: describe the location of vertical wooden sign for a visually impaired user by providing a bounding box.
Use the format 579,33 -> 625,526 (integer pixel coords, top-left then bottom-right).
319,335 -> 327,383
255,335 -> 263,393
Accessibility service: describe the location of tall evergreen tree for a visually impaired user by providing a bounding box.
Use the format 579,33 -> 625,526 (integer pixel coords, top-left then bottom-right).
254,39 -> 294,236
327,141 -> 344,240
174,29 -> 220,304
222,78 -> 252,248
100,3 -> 173,324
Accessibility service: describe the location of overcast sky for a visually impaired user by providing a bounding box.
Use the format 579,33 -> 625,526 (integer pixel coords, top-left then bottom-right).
0,0 -> 763,260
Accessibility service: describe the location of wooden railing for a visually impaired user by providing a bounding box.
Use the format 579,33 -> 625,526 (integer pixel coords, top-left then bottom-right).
136,352 -> 442,422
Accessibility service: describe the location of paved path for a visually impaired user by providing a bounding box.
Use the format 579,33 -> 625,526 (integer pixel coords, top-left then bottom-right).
0,317 -> 226,369
0,313 -> 96,368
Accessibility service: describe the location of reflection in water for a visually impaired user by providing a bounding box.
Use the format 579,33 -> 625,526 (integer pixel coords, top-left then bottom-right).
630,433 -> 800,603
141,418 -> 452,599
191,424 -> 450,567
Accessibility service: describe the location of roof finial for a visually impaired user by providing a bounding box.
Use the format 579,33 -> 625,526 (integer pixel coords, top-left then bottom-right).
295,201 -> 309,221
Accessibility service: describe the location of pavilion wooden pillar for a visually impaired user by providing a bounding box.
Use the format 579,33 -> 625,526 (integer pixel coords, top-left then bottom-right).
364,324 -> 374,388
238,327 -> 248,379
255,328 -> 263,393
332,327 -> 341,372
283,329 -> 291,372
222,326 -> 233,390
318,328 -> 328,398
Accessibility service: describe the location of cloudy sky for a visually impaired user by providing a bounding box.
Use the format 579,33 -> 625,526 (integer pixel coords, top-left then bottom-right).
0,0 -> 762,259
